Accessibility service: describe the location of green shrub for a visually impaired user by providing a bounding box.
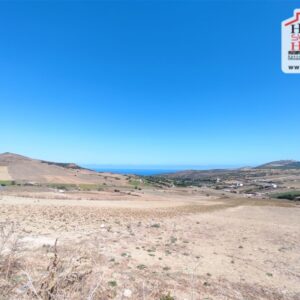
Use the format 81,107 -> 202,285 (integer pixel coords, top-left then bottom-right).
273,191 -> 300,201
0,180 -> 15,186
160,292 -> 175,300
108,280 -> 117,287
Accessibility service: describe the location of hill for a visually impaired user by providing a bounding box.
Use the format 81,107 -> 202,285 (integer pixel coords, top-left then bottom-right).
255,160 -> 300,169
0,152 -> 128,185
159,160 -> 300,180
159,168 -> 239,179
155,160 -> 300,190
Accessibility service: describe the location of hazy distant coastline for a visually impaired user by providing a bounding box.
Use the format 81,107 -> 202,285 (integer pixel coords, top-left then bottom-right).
87,164 -> 246,176
91,168 -> 179,176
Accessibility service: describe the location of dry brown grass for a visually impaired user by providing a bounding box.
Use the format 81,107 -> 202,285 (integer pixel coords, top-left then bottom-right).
0,222 -> 22,297
0,222 -> 179,300
0,193 -> 299,299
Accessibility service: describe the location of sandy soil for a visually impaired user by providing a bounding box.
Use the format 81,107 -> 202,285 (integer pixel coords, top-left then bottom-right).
0,190 -> 299,300
0,195 -> 223,209
0,166 -> 12,180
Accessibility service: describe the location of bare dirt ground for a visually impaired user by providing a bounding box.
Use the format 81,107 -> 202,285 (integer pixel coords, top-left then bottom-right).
0,167 -> 12,181
0,189 -> 299,300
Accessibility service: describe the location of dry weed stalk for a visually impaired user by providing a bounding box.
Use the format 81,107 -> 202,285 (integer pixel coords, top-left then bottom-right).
0,222 -> 22,297
189,261 -> 200,300
39,238 -> 60,300
0,221 -> 15,253
87,275 -> 104,300
23,270 -> 42,300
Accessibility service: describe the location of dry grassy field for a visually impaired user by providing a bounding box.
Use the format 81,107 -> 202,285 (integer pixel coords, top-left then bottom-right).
0,187 -> 299,300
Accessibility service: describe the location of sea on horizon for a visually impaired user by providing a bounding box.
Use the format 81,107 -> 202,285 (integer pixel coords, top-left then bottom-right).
91,168 -> 179,176
85,164 -> 243,176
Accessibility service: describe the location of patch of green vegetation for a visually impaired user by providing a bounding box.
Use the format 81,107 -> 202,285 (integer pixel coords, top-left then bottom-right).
129,179 -> 142,186
170,237 -> 177,244
46,183 -> 77,190
78,184 -> 103,191
147,248 -> 156,253
142,176 -> 173,188
137,264 -> 147,270
45,183 -> 104,191
160,292 -> 175,300
0,180 -> 15,186
108,280 -> 117,287
272,191 -> 300,201
150,223 -> 160,228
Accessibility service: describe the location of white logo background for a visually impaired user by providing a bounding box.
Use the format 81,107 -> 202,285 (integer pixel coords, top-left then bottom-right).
282,9 -> 300,74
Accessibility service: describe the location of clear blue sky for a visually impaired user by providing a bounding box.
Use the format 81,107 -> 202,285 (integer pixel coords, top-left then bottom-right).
0,1 -> 299,166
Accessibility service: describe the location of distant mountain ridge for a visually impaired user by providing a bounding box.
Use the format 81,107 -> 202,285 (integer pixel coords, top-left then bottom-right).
255,160 -> 300,169
158,159 -> 300,181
